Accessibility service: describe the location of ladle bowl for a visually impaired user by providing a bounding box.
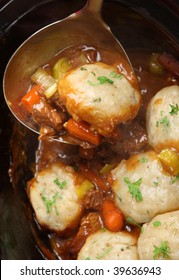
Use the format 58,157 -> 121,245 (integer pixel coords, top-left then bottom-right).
3,0 -> 134,144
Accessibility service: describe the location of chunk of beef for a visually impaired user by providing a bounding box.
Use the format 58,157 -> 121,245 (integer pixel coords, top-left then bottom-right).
69,212 -> 103,258
112,122 -> 148,155
83,189 -> 103,211
32,99 -> 66,131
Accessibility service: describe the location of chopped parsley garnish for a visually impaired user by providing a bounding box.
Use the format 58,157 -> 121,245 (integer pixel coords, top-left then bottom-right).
96,247 -> 112,259
93,97 -> 101,102
153,181 -> 159,187
97,76 -> 114,85
87,80 -> 98,86
87,75 -> 114,87
42,192 -> 59,215
80,66 -> 87,71
169,104 -> 179,115
124,177 -> 143,202
109,71 -> 122,79
138,157 -> 148,163
153,241 -> 171,259
156,116 -> 170,127
170,175 -> 179,184
91,71 -> 96,76
54,178 -> 67,189
153,221 -> 161,227
160,116 -> 170,126
85,257 -> 91,260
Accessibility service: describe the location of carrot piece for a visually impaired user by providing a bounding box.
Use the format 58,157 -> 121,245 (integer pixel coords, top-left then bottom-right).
21,85 -> 41,112
64,118 -> 102,145
102,199 -> 124,232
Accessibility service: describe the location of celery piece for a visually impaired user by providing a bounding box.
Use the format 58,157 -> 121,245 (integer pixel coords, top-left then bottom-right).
76,179 -> 94,199
158,148 -> 179,175
52,57 -> 71,80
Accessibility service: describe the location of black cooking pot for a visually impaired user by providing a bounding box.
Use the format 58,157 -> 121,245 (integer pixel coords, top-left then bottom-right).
0,0 -> 178,260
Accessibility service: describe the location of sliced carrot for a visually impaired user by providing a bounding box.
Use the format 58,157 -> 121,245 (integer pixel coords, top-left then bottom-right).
102,199 -> 124,232
64,118 -> 102,146
21,85 -> 42,112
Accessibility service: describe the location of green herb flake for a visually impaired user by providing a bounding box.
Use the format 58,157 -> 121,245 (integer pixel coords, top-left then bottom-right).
160,116 -> 170,126
153,221 -> 161,227
153,181 -> 159,187
109,71 -> 122,79
156,116 -> 170,127
124,177 -> 143,202
170,175 -> 179,184
138,157 -> 148,163
91,71 -> 96,76
153,241 -> 171,259
97,76 -> 114,85
87,80 -> 98,86
85,257 -> 91,260
93,97 -> 101,102
96,247 -> 112,259
54,178 -> 67,189
80,66 -> 87,71
42,192 -> 59,215
169,104 -> 179,115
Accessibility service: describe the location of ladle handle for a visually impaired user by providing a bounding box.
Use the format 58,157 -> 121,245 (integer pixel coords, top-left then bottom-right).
87,0 -> 103,14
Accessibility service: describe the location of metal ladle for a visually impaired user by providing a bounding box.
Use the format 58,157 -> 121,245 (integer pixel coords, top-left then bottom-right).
3,0 -> 134,144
